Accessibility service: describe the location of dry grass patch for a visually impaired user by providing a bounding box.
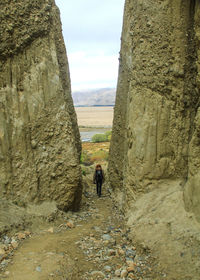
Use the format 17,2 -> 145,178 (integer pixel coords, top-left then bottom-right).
81,142 -> 110,165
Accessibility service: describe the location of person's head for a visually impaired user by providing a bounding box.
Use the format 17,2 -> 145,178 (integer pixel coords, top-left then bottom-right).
96,164 -> 102,171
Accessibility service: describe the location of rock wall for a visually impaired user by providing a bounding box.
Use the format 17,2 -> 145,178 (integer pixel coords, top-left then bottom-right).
109,0 -> 200,212
0,0 -> 82,211
109,1 -> 200,277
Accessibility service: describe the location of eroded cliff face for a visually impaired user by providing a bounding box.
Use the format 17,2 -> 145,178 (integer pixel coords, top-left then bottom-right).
109,0 -> 200,215
0,0 -> 82,211
109,0 -> 200,278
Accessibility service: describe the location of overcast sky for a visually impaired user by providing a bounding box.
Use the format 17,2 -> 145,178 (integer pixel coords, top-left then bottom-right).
55,0 -> 125,91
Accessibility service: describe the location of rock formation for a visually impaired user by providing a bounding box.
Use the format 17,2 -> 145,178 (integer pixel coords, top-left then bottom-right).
109,0 -> 200,278
109,0 -> 200,218
0,0 -> 82,211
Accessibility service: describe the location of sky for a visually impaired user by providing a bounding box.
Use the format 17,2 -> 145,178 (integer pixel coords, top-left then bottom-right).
55,0 -> 125,91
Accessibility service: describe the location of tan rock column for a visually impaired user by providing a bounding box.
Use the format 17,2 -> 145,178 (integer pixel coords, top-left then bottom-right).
0,0 -> 82,211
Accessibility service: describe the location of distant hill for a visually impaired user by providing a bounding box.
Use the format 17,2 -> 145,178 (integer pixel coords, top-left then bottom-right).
72,88 -> 116,106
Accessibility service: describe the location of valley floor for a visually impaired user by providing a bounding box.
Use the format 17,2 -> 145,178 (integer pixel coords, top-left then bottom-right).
0,185 -> 165,280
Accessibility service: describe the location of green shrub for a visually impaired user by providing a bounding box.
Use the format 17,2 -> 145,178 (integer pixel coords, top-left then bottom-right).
91,133 -> 108,143
91,131 -> 112,143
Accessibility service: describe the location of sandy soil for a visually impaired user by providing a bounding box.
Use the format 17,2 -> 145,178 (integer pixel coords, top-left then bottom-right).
75,107 -> 114,127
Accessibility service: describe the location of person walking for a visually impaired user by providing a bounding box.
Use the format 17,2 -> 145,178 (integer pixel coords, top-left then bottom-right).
93,164 -> 105,197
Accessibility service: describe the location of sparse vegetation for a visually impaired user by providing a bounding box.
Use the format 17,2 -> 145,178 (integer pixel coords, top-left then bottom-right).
80,151 -> 91,165
91,131 -> 112,143
90,149 -> 109,162
81,167 -> 86,176
80,142 -> 110,165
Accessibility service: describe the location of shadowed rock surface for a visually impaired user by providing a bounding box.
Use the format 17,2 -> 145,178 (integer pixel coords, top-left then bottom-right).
109,0 -> 200,278
0,0 -> 82,211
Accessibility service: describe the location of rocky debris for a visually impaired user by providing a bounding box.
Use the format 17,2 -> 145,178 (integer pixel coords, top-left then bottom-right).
0,231 -> 31,272
70,195 -> 156,280
78,227 -> 153,280
0,186 -> 160,280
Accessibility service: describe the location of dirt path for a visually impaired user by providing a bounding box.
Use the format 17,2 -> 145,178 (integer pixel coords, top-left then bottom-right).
1,188 -> 161,280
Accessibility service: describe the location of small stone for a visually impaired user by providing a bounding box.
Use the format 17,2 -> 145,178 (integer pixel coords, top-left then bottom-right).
118,248 -> 125,255
103,240 -> 109,245
11,241 -> 18,249
104,265 -> 112,272
108,249 -> 116,256
102,234 -> 111,240
4,271 -> 10,276
31,140 -> 37,149
3,236 -> 11,244
36,266 -> 42,272
91,271 -> 105,277
126,260 -> 135,266
126,249 -> 136,259
128,273 -> 135,279
126,260 -> 136,272
121,269 -> 128,278
47,227 -> 54,233
66,221 -> 75,228
1,260 -> 8,266
0,248 -> 5,255
17,232 -> 26,240
127,266 -> 135,273
115,269 -> 121,277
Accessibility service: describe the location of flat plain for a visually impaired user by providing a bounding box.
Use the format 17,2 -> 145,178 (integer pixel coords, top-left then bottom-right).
75,106 -> 114,128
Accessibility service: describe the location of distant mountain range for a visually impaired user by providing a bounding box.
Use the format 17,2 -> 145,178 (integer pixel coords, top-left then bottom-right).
72,88 -> 116,106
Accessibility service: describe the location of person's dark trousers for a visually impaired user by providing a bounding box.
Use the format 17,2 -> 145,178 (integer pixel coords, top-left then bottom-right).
96,180 -> 102,197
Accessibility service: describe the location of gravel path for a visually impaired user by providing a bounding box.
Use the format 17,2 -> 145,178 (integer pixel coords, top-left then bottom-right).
0,188 -> 162,279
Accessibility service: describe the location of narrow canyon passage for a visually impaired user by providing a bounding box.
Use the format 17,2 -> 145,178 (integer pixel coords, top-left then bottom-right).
1,1 -> 200,279
1,186 -> 162,280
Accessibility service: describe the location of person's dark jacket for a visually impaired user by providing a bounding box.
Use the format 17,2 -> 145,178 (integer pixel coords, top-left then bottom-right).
93,169 -> 105,184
